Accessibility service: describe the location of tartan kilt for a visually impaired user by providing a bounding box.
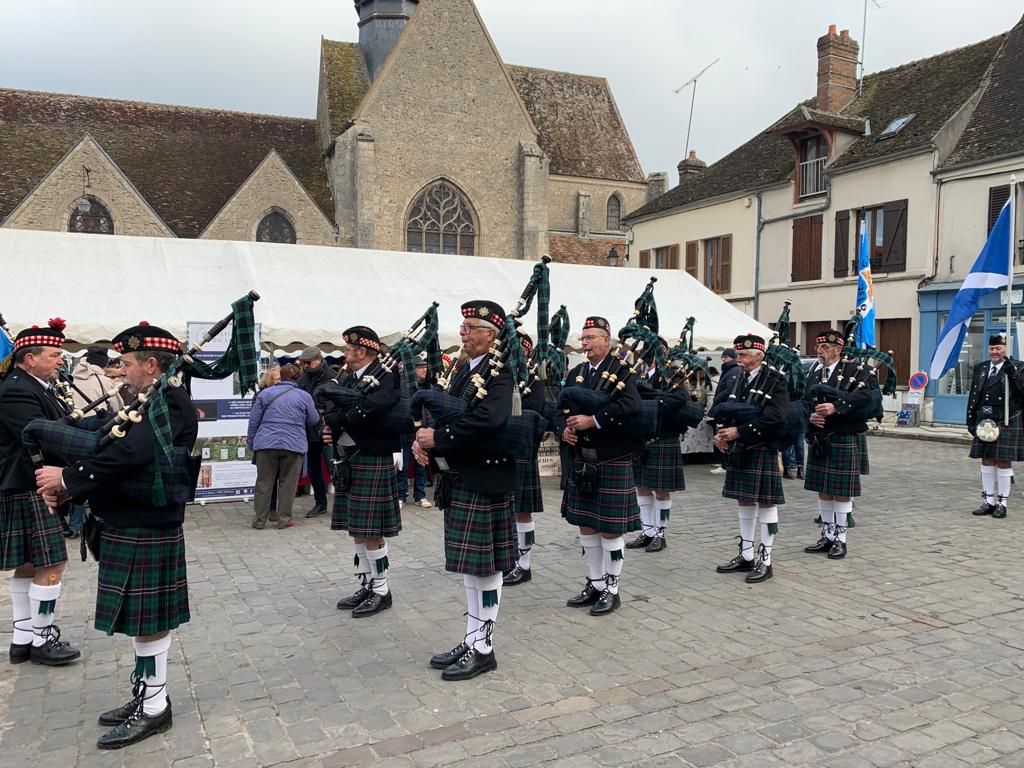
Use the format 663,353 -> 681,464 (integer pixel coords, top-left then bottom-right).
722,446 -> 786,506
804,433 -> 862,497
857,433 -> 870,474
561,458 -> 642,535
95,525 -> 190,637
635,436 -> 685,492
514,457 -> 544,516
970,412 -> 1024,461
0,490 -> 68,570
331,454 -> 401,538
443,483 -> 516,577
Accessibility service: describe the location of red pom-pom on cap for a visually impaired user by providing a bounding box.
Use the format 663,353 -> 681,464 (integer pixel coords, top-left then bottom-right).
138,321 -> 150,326
48,317 -> 66,332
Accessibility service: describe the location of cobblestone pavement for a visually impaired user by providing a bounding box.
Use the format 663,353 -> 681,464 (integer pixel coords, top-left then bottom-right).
4,437 -> 1024,768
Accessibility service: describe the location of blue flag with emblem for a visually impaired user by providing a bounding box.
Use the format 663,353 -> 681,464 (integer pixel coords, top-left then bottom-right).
929,197 -> 1013,379
854,220 -> 876,348
0,314 -> 14,380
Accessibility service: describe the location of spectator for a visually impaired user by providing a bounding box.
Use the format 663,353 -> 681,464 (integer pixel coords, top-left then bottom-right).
398,356 -> 432,508
258,365 -> 281,391
296,347 -> 339,518
103,358 -> 125,381
707,347 -> 742,475
247,364 -> 319,529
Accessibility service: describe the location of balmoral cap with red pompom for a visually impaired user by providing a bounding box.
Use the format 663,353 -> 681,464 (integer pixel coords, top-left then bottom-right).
14,318 -> 67,352
112,321 -> 183,355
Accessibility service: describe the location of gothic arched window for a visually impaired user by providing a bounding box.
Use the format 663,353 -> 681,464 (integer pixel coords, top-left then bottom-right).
406,181 -> 477,256
256,211 -> 297,244
68,196 -> 114,235
606,194 -> 622,232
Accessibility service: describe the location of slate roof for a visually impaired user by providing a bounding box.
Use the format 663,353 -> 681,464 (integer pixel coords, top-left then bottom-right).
0,88 -> 334,238
319,39 -> 370,143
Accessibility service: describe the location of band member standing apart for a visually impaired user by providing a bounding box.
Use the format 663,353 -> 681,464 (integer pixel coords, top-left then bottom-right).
0,319 -> 81,666
714,334 -> 788,583
628,338 -> 684,554
414,301 -> 516,681
327,326 -> 402,618
967,332 -> 1024,518
802,329 -> 875,558
36,323 -> 198,748
503,330 -> 545,586
297,347 -> 339,518
558,317 -> 642,616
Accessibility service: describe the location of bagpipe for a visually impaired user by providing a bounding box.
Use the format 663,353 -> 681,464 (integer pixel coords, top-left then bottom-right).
715,361 -> 790,468
807,316 -> 892,425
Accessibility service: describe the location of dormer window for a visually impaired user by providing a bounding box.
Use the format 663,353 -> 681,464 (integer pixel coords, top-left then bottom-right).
877,114 -> 914,140
798,135 -> 827,198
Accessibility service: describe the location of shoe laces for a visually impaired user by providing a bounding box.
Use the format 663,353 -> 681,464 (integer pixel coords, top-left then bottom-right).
123,673 -> 166,725
599,574 -> 619,599
38,624 -> 65,648
754,543 -> 769,568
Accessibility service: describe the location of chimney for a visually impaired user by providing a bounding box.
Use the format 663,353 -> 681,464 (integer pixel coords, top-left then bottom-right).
677,149 -> 707,179
816,24 -> 860,113
646,172 -> 669,202
355,0 -> 419,82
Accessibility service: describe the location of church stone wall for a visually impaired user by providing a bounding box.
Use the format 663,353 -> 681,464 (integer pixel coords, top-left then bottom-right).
547,176 -> 648,236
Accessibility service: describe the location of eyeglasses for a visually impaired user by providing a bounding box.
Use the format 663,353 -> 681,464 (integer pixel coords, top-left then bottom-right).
580,334 -> 604,342
459,324 -> 489,333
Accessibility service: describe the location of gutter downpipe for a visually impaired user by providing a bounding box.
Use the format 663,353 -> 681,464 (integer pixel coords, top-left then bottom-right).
754,173 -> 833,321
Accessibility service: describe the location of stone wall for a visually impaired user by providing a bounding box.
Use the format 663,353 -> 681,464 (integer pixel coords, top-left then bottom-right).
547,176 -> 647,237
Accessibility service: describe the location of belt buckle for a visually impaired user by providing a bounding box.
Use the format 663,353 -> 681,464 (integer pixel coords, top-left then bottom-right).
581,448 -> 598,462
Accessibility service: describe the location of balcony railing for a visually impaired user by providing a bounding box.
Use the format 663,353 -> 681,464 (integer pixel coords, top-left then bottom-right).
799,157 -> 826,198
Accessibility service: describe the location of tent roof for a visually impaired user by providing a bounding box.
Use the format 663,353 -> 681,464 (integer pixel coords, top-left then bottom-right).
0,229 -> 768,351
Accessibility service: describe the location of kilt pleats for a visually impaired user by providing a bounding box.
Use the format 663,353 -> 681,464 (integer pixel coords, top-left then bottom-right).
722,446 -> 786,506
514,457 -> 544,516
635,436 -> 685,492
331,454 -> 402,538
443,483 -> 516,577
970,412 -> 1024,462
804,433 -> 862,497
561,457 -> 641,534
0,490 -> 67,570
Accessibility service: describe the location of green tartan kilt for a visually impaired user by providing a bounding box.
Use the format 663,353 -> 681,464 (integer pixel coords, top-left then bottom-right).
514,457 -> 544,516
0,490 -> 68,570
95,525 -> 190,637
804,433 -> 862,497
443,482 -> 516,577
857,433 -> 870,474
970,412 -> 1024,462
561,457 -> 642,535
722,446 -> 785,506
635,436 -> 685,492
331,454 -> 401,538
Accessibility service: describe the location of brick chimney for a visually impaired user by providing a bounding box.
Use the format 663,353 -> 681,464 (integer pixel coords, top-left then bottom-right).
816,24 -> 859,113
678,150 -> 707,178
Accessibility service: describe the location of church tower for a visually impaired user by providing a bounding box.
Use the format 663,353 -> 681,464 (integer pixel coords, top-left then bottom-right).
355,0 -> 419,81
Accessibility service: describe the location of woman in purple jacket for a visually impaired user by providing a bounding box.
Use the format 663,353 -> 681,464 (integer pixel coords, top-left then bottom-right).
247,364 -> 320,529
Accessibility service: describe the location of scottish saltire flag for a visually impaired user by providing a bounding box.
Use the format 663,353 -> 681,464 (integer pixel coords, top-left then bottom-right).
929,197 -> 1013,379
854,220 -> 876,348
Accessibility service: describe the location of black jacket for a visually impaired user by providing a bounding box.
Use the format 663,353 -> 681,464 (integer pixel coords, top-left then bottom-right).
710,359 -> 741,417
522,380 -> 546,415
555,354 -> 642,460
730,367 -> 790,450
298,363 -> 339,400
801,361 -> 877,436
324,366 -> 401,456
966,358 -> 1024,430
63,384 -> 199,528
0,370 -> 69,491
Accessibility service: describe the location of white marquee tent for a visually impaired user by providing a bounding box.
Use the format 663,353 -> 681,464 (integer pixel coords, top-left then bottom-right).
0,229 -> 770,351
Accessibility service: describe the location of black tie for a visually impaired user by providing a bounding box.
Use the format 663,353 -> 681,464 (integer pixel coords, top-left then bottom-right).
990,364 -> 999,379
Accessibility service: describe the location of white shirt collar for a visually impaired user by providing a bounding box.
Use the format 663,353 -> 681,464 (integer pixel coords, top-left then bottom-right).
468,354 -> 486,371
746,364 -> 763,381
28,372 -> 52,390
352,362 -> 371,379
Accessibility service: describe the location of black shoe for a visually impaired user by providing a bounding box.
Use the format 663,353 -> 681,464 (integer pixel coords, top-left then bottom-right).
797,467 -> 804,479
716,554 -> 754,573
502,565 -> 532,586
30,626 -> 81,666
993,505 -> 1008,519
97,703 -> 173,749
441,647 -> 497,681
9,642 -> 30,664
304,504 -> 327,519
337,586 -> 371,610
804,536 -> 833,554
828,540 -> 848,559
429,642 -> 470,670
566,582 -> 601,607
99,695 -> 170,726
746,561 -> 773,583
814,515 -> 822,524
352,590 -> 392,618
645,534 -> 666,553
589,590 -> 620,616
625,533 -> 653,549
783,467 -> 797,480
973,502 -> 997,516
64,529 -> 79,539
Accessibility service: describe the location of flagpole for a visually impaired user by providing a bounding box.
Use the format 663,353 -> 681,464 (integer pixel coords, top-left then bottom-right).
1006,175 -> 1016,427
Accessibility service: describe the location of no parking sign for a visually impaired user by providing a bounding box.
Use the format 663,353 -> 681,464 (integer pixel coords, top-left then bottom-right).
907,370 -> 928,405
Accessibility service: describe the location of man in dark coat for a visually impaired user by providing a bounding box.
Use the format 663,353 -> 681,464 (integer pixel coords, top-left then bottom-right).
297,347 -> 339,518
707,347 -> 741,475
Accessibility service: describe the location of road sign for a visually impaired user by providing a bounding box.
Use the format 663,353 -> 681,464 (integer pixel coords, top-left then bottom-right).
909,371 -> 928,390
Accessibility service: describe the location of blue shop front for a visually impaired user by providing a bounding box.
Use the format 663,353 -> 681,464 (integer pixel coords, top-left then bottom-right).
919,279 -> 1024,424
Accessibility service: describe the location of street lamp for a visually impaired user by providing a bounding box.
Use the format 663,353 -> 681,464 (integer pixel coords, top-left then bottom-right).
607,247 -> 619,267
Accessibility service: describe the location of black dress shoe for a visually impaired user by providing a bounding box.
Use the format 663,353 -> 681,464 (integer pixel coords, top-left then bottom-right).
625,533 -> 653,549
30,626 -> 81,666
99,695 -> 170,726
566,582 -> 601,607
993,504 -> 1008,519
9,642 -> 30,664
645,535 -> 666,553
804,536 -> 833,554
304,504 -> 327,519
783,467 -> 797,480
814,515 -> 822,524
502,565 -> 532,586
716,554 -> 754,573
827,540 -> 847,559
97,704 -> 173,749
746,561 -> 773,583
590,590 -> 621,616
441,648 -> 497,681
352,590 -> 392,618
429,642 -> 470,670
337,586 -> 371,610
973,502 -> 997,516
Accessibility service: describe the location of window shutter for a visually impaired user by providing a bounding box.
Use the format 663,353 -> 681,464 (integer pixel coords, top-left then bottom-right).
792,216 -> 821,281
792,218 -> 807,281
685,241 -> 698,279
719,235 -> 732,293
834,210 -> 850,277
639,249 -> 650,269
668,244 -> 680,270
810,214 -> 823,280
881,199 -> 908,272
877,318 -> 911,388
989,185 -> 1011,234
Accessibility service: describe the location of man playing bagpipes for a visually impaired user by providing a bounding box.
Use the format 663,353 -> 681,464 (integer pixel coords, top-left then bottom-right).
557,316 -> 643,616
966,331 -> 1024,519
324,325 -> 403,619
714,333 -> 789,584
413,300 -> 517,681
0,318 -> 82,667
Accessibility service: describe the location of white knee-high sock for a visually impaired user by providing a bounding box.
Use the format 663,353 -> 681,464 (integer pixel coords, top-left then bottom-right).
737,506 -> 757,561
579,532 -> 605,591
601,536 -> 625,594
981,465 -> 997,505
28,583 -> 61,647
516,520 -> 536,570
997,468 -> 1013,506
463,575 -> 480,645
474,573 -> 501,654
366,543 -> 390,595
133,635 -> 171,716
656,497 -> 672,534
353,542 -> 370,586
834,500 -> 853,543
818,498 -> 836,539
759,506 -> 779,566
636,493 -> 655,536
9,577 -> 32,646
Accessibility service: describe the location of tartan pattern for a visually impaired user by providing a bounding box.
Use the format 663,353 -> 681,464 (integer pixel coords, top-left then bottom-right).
804,433 -> 862,497
0,490 -> 67,569
330,454 -> 401,538
722,446 -> 786,506
635,436 -> 685,492
94,525 -> 190,637
442,482 -> 516,577
857,433 -> 870,474
561,458 -> 642,534
970,412 -> 1024,462
514,457 -> 544,516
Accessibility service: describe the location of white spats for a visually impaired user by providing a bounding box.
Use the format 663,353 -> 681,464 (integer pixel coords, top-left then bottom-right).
636,493 -> 656,537
737,506 -> 757,561
759,506 -> 779,566
981,465 -> 997,505
601,536 -> 625,594
818,498 -> 836,539
656,497 -> 672,531
367,543 -> 390,596
579,532 -> 605,591
28,582 -> 60,648
474,573 -> 502,654
516,520 -> 536,570
9,577 -> 32,646
834,500 -> 853,543
997,468 -> 1013,505
133,634 -> 171,716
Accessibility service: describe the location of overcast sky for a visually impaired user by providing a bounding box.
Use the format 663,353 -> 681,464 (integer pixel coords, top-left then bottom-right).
2,1 -> 1020,186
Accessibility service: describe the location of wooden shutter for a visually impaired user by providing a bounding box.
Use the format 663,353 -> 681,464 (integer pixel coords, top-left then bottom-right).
718,235 -> 732,293
989,185 -> 1011,234
791,216 -> 822,281
668,244 -> 680,270
834,209 -> 850,277
792,218 -> 809,281
639,249 -> 650,269
881,199 -> 908,272
685,241 -> 698,279
877,318 -> 911,388
804,321 -> 832,352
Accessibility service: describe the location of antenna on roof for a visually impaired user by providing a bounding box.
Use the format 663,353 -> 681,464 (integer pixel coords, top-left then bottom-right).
674,58 -> 720,165
858,0 -> 883,95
